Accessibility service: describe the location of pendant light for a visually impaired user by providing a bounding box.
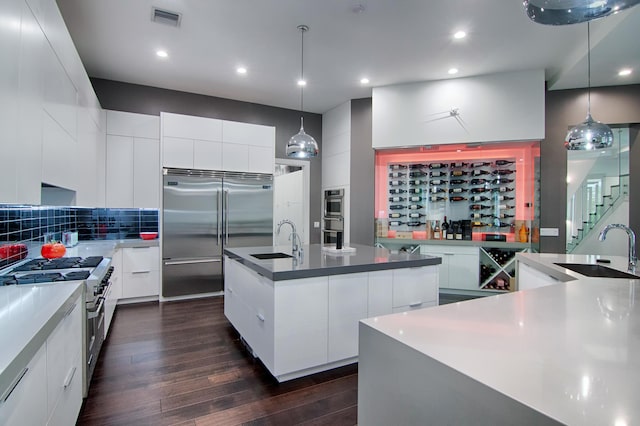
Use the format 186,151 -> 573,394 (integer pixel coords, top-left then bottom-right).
564,22 -> 613,150
523,0 -> 640,26
286,25 -> 319,158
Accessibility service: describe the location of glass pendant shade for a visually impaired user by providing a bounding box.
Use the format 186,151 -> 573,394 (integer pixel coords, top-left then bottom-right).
524,0 -> 640,25
286,117 -> 318,158
564,113 -> 614,150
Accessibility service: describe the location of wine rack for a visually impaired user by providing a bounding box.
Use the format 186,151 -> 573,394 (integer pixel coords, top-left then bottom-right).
386,159 -> 518,235
479,247 -> 519,291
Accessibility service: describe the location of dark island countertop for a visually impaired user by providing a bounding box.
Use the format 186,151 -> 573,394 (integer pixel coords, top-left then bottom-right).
223,243 -> 441,281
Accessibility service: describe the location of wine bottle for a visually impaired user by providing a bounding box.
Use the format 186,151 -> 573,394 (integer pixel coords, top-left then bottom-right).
429,179 -> 447,186
430,187 -> 446,194
389,205 -> 405,210
389,188 -> 407,194
408,212 -> 426,218
407,221 -> 424,227
450,170 -> 469,177
454,222 -> 463,240
472,169 -> 490,176
450,179 -> 468,185
470,213 -> 493,219
408,188 -> 422,194
495,160 -> 515,166
409,196 -> 422,202
491,178 -> 514,185
471,195 -> 491,202
408,204 -> 423,210
495,221 -> 514,228
449,187 -> 467,194
450,196 -> 467,202
409,164 -> 425,169
429,171 -> 446,178
449,161 -> 468,168
442,216 -> 449,239
471,162 -> 491,168
388,213 -> 406,218
493,187 -> 514,193
389,221 -> 404,226
492,169 -> 515,176
470,187 -> 490,193
433,220 -> 441,239
472,221 -> 490,227
497,204 -> 515,210
429,195 -> 447,202
494,213 -> 515,219
496,195 -> 515,201
409,179 -> 426,186
389,196 -> 405,202
470,204 -> 491,210
470,178 -> 489,185
409,171 -> 426,178
389,164 -> 404,170
389,172 -> 406,178
389,180 -> 405,186
429,163 -> 449,169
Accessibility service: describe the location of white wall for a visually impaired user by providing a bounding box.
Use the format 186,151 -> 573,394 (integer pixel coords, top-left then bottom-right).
372,69 -> 545,148
274,170 -> 306,245
322,101 -> 351,243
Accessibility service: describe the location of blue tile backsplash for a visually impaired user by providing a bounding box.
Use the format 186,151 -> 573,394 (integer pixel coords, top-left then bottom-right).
0,205 -> 158,245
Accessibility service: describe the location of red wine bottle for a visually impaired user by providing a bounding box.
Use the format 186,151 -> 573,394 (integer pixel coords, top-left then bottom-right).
450,179 -> 468,185
449,187 -> 467,194
389,188 -> 407,194
470,178 -> 489,185
470,204 -> 491,210
389,172 -> 406,178
495,160 -> 515,166
389,205 -> 405,210
409,196 -> 422,202
472,169 -> 490,176
429,163 -> 449,169
471,162 -> 491,168
408,204 -> 423,210
408,188 -> 422,194
471,195 -> 491,202
470,187 -> 490,193
493,187 -> 514,193
389,180 -> 405,186
429,179 -> 447,185
430,187 -> 446,194
496,195 -> 514,201
493,169 -> 515,176
450,196 -> 467,202
491,178 -> 514,184
429,195 -> 446,202
388,213 -> 406,218
450,170 -> 469,177
450,162 -> 468,168
429,171 -> 446,178
442,216 -> 449,238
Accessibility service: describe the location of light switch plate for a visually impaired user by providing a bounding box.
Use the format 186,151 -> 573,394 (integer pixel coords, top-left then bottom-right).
313,221 -> 320,228
540,227 -> 559,237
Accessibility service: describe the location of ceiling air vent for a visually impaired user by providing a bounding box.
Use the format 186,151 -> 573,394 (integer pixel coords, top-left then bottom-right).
151,7 -> 182,27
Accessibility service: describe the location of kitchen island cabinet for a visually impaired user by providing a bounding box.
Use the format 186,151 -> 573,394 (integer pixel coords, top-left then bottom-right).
358,253 -> 640,425
224,244 -> 440,382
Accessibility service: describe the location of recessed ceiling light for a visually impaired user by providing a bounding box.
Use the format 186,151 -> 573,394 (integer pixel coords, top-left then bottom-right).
297,79 -> 307,87
618,68 -> 632,76
453,30 -> 466,40
156,50 -> 168,58
236,67 -> 247,75
448,68 -> 459,75
360,77 -> 370,84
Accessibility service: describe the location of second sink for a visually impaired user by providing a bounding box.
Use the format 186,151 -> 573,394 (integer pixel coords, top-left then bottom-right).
251,252 -> 293,260
554,263 -> 640,279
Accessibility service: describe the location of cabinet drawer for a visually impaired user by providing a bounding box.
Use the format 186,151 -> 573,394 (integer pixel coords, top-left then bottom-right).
47,352 -> 82,426
392,267 -> 438,308
123,247 -> 159,273
420,244 -> 479,256
122,270 -> 159,298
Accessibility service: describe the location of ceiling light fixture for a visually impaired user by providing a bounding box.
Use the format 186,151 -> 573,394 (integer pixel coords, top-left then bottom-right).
448,68 -> 459,75
523,0 -> 640,25
236,67 -> 247,75
453,30 -> 466,39
564,22 -> 613,151
360,77 -> 370,84
618,68 -> 632,76
156,50 -> 168,58
286,25 -> 318,159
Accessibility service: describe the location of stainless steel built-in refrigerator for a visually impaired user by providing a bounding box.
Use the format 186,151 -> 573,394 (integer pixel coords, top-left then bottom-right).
162,168 -> 273,297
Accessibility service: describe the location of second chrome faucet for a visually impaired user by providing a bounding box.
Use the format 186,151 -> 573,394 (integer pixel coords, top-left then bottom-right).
598,223 -> 637,272
277,219 -> 303,259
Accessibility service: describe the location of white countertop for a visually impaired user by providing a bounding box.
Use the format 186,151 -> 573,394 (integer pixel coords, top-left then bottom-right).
0,282 -> 83,388
361,252 -> 640,425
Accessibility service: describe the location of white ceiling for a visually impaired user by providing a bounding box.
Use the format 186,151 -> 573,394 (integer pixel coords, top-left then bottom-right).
56,0 -> 640,114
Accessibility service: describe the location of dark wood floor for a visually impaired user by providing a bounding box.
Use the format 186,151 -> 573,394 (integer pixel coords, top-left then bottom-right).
77,297 -> 358,426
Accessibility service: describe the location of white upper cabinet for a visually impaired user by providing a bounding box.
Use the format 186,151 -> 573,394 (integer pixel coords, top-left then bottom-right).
107,110 -> 160,139
133,137 -> 160,208
105,135 -> 134,208
162,113 -> 275,174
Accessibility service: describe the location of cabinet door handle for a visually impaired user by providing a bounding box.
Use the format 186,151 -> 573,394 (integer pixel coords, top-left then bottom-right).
256,313 -> 265,322
443,253 -> 455,256
64,302 -> 77,318
131,270 -> 151,274
227,287 -> 233,293
1,368 -> 28,403
63,366 -> 77,389
409,301 -> 423,308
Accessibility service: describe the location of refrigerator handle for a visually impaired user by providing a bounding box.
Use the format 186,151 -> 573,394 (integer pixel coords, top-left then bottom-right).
217,190 -> 221,246
225,190 -> 229,244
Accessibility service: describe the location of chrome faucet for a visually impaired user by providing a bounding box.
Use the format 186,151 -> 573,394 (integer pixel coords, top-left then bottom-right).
276,219 -> 303,259
598,224 -> 637,272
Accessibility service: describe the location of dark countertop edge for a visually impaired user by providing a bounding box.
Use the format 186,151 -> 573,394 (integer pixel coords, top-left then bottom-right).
224,249 -> 441,281
376,238 -> 533,249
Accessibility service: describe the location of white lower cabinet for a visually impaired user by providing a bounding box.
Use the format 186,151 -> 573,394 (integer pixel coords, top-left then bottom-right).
0,345 -> 48,426
420,245 -> 479,290
121,247 -> 160,299
224,256 -> 439,381
516,261 -> 563,291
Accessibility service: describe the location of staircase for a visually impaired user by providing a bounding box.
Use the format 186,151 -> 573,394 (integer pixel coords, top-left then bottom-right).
566,174 -> 628,252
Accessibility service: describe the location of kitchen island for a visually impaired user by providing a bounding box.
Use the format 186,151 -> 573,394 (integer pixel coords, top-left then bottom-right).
223,243 -> 441,382
358,252 -> 640,425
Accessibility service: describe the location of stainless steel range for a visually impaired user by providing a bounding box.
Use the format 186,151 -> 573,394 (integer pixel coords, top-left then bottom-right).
0,255 -> 113,397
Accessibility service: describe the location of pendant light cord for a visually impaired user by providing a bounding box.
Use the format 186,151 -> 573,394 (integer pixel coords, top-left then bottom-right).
299,26 -> 305,113
587,22 -> 591,116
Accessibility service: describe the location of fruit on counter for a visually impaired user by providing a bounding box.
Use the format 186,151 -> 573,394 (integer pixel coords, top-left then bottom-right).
41,242 -> 66,259
0,243 -> 28,261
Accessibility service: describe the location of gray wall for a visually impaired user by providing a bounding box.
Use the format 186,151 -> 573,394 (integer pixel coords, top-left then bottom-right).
350,98 -> 374,245
91,78 -> 324,243
542,84 -> 640,253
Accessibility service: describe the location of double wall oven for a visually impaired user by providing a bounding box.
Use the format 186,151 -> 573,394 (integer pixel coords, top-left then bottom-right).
323,189 -> 344,244
0,255 -> 113,397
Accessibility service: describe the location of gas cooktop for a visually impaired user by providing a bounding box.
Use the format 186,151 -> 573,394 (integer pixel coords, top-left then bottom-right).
0,270 -> 92,286
12,256 -> 104,272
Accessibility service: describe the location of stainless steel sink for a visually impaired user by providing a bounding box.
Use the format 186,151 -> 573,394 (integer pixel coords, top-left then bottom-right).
251,252 -> 293,260
554,263 -> 640,279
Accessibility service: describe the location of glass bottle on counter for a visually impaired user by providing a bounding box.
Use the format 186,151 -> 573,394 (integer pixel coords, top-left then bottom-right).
433,220 -> 441,239
442,216 -> 449,239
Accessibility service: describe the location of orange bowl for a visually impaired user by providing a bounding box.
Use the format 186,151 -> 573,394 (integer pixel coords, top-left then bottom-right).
140,232 -> 158,240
